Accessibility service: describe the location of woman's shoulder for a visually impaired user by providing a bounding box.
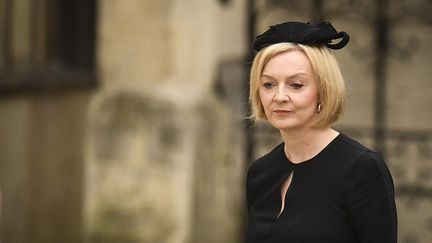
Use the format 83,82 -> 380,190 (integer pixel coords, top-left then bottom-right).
336,133 -> 374,154
247,142 -> 285,176
334,133 -> 380,161
336,133 -> 392,182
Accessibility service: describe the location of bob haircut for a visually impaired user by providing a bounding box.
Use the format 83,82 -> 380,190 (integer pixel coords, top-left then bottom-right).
249,43 -> 346,128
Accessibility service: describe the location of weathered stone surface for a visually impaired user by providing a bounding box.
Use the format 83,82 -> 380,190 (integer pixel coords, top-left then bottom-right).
84,0 -> 247,242
84,89 -> 243,243
85,91 -> 193,243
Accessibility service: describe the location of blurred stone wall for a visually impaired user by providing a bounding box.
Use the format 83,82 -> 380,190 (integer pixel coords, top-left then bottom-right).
83,1 -> 247,243
0,92 -> 90,243
1,0 -> 248,243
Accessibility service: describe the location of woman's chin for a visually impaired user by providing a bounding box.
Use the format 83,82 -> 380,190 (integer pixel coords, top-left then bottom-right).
269,120 -> 297,130
268,118 -> 315,131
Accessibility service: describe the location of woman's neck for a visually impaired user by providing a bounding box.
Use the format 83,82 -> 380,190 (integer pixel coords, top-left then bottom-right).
280,127 -> 339,164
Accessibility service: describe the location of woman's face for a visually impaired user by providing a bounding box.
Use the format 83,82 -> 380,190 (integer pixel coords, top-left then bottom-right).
259,50 -> 319,131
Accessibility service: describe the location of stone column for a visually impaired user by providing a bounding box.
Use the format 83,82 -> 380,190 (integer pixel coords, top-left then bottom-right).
84,0 -> 246,242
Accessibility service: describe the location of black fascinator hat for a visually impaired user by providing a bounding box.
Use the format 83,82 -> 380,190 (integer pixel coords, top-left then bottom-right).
253,21 -> 350,51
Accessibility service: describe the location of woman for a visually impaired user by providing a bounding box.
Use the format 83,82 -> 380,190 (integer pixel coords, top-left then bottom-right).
245,21 -> 397,243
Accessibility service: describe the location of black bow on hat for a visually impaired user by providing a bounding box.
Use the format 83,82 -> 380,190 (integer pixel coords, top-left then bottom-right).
253,21 -> 350,51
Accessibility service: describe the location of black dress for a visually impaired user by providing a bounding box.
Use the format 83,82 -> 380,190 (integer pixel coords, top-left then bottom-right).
245,133 -> 397,243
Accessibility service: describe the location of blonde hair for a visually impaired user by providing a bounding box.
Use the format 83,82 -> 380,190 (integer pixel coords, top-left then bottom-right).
249,43 -> 345,128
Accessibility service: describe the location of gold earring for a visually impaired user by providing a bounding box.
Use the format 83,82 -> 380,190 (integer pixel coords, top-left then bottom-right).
317,104 -> 322,112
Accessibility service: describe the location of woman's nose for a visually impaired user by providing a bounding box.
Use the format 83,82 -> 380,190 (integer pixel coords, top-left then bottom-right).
274,87 -> 289,102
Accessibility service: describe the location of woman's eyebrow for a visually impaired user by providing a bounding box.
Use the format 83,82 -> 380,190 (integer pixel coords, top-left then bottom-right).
260,73 -> 307,80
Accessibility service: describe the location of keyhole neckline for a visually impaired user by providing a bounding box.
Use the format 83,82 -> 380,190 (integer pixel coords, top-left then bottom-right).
281,133 -> 342,167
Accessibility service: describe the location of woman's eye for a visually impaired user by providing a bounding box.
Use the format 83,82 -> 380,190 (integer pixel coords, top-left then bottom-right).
290,83 -> 304,89
263,82 -> 274,89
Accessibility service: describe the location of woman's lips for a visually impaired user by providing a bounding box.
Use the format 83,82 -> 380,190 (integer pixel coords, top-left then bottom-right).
273,110 -> 292,115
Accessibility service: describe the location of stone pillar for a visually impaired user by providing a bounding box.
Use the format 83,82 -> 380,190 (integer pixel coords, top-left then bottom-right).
85,91 -> 195,243
84,0 -> 247,242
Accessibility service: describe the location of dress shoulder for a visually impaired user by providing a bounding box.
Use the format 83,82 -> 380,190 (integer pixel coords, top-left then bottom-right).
247,142 -> 284,176
340,136 -> 397,243
337,134 -> 390,178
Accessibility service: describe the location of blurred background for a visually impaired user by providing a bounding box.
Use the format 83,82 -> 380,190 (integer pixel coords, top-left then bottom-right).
0,0 -> 431,242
